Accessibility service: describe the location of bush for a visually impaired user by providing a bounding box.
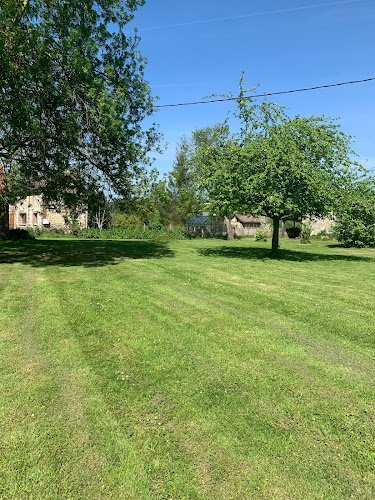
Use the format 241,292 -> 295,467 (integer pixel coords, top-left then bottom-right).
335,179 -> 375,248
7,229 -> 35,240
28,228 -> 68,239
147,221 -> 163,231
317,228 -> 328,238
300,222 -> 312,244
78,227 -> 189,241
255,223 -> 271,242
113,213 -> 143,229
255,229 -> 267,242
335,220 -> 375,248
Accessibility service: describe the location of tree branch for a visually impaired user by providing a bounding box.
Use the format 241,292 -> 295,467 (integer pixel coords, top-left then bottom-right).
14,0 -> 31,24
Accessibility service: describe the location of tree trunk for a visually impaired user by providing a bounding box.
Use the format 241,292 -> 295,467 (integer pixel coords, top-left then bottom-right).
272,217 -> 280,253
0,164 -> 9,240
282,220 -> 287,238
0,204 -> 9,240
224,216 -> 234,241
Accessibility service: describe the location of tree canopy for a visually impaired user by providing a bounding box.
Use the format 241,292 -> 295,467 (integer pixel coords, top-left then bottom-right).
193,78 -> 364,251
0,0 -> 160,210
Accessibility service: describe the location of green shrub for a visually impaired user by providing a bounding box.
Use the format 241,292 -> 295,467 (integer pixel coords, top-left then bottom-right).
78,227 -> 189,241
29,228 -> 68,239
255,229 -> 267,242
255,223 -> 271,242
312,228 -> 334,240
335,179 -> 375,248
301,222 -> 312,244
147,221 -> 163,231
284,220 -> 302,230
317,228 -> 328,238
335,220 -> 375,248
7,229 -> 35,240
113,213 -> 143,229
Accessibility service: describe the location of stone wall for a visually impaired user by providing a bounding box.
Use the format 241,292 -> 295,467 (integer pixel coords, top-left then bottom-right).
305,216 -> 336,235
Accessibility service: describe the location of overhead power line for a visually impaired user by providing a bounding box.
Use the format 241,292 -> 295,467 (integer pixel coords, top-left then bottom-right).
154,77 -> 375,109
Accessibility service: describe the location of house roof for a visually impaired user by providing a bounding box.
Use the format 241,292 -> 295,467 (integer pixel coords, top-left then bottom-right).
234,214 -> 263,224
186,215 -> 211,225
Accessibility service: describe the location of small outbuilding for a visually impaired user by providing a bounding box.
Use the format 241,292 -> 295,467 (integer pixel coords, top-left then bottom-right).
231,214 -> 265,236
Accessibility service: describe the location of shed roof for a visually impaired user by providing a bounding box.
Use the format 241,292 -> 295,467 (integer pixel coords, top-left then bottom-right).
234,214 -> 263,224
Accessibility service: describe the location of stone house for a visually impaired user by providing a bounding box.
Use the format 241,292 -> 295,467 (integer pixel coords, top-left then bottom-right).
9,195 -> 88,231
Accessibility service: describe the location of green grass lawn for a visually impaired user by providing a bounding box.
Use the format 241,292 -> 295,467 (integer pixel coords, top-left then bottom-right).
0,237 -> 374,499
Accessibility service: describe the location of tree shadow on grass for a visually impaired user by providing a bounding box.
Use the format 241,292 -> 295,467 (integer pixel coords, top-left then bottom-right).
0,240 -> 174,268
198,245 -> 374,262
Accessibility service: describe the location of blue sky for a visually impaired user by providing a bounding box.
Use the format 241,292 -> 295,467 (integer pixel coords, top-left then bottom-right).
127,0 -> 375,175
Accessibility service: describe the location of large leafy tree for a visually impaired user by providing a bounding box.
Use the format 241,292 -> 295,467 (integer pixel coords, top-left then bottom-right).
167,135 -> 208,226
194,79 -> 363,251
113,168 -> 171,227
0,0 -> 160,225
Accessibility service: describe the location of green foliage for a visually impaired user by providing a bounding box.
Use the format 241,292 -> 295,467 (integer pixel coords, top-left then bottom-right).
335,179 -> 375,248
300,222 -> 312,244
63,213 -> 82,236
255,230 -> 267,242
284,220 -> 302,230
167,137 -> 205,225
315,228 -> 334,239
255,223 -> 271,242
193,76 -> 364,252
335,221 -> 375,248
0,0 -> 160,207
31,228 -> 66,238
7,228 -> 35,240
113,213 -> 144,229
78,227 -> 188,240
114,169 -> 173,227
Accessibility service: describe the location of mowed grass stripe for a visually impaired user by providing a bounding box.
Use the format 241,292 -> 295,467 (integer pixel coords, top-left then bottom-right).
1,266 -> 201,498
0,238 -> 374,498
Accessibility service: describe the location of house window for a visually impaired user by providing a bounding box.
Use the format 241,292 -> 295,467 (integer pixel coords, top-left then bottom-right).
243,222 -> 261,228
19,213 -> 27,225
33,212 -> 38,224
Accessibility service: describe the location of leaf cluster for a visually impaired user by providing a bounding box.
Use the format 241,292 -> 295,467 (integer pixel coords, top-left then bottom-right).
335,178 -> 375,247
0,0 -> 160,206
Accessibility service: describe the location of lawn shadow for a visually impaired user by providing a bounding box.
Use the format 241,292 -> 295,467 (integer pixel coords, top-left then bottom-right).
198,245 -> 373,262
0,239 -> 174,268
